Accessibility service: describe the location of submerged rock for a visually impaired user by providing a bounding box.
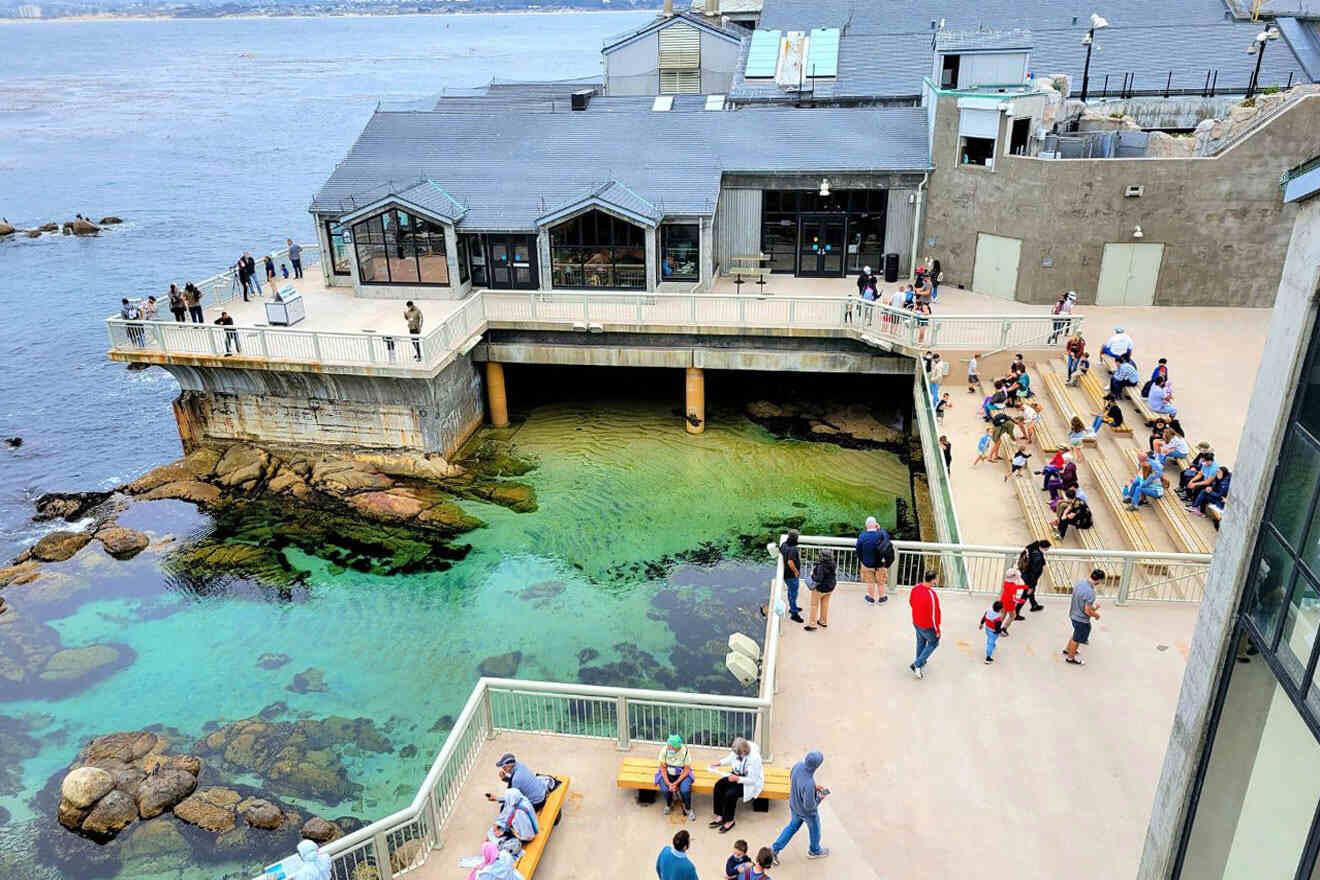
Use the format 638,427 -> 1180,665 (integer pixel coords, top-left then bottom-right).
99,217 -> 122,225
300,816 -> 342,844
478,651 -> 522,678
173,787 -> 240,833
39,644 -> 131,683
287,667 -> 326,693
256,653 -> 290,670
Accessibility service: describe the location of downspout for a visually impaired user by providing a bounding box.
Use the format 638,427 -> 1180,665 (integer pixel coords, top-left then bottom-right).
909,171 -> 929,280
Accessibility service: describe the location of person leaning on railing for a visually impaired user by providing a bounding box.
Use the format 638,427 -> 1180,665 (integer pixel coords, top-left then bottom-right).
184,282 -> 203,322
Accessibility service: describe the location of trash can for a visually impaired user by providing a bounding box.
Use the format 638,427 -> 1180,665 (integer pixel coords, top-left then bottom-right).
883,252 -> 900,283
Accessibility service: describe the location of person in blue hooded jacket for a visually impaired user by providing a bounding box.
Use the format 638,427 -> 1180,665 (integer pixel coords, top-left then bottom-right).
769,751 -> 829,863
856,517 -> 895,605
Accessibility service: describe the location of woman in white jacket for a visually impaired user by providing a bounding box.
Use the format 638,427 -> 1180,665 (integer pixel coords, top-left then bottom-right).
707,737 -> 764,833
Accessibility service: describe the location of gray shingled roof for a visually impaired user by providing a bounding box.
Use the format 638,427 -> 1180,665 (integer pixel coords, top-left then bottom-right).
311,106 -> 931,230
603,10 -> 746,52
1279,17 -> 1320,81
730,0 -> 1312,101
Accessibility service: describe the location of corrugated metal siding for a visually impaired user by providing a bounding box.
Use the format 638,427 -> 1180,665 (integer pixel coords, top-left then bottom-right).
885,189 -> 915,275
715,188 -> 762,273
659,23 -> 701,69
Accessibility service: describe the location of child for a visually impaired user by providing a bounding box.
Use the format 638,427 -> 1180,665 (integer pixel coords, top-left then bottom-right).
935,392 -> 952,421
726,840 -> 752,880
973,426 -> 993,466
967,353 -> 980,393
736,847 -> 776,880
1005,444 -> 1031,481
1073,351 -> 1091,386
1068,416 -> 1088,462
980,599 -> 1004,663
999,568 -> 1024,633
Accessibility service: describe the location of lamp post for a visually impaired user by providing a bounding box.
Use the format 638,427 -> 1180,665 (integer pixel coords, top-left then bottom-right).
1078,12 -> 1110,103
1246,26 -> 1281,100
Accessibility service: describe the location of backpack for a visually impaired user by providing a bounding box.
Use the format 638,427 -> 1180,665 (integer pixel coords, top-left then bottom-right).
1017,548 -> 1031,572
1074,503 -> 1094,530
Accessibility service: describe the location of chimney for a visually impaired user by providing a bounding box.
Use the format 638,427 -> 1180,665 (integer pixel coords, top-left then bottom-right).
706,0 -> 718,15
663,0 -> 673,16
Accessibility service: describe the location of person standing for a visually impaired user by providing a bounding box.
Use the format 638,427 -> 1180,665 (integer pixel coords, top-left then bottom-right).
770,751 -> 828,863
168,284 -> 187,322
1065,569 -> 1104,666
184,282 -> 204,323
404,300 -> 424,361
214,311 -> 239,355
999,568 -> 1025,633
1065,332 -> 1086,385
774,530 -> 805,623
656,830 -> 699,880
1049,290 -> 1076,344
119,298 -> 144,347
929,258 -> 942,300
244,252 -> 263,297
939,435 -> 952,473
803,550 -> 836,632
856,516 -> 894,606
980,600 -> 1005,664
928,353 -> 950,406
264,254 -> 276,283
1018,540 -> 1049,612
287,238 -> 303,278
236,254 -> 253,301
908,570 -> 941,679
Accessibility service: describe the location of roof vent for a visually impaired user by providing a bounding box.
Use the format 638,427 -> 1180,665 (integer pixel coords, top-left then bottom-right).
571,89 -> 593,111
652,95 -> 674,111
705,94 -> 726,110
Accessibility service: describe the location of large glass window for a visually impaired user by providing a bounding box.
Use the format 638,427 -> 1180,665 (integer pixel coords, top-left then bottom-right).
352,208 -> 449,286
325,220 -> 351,276
465,235 -> 488,286
456,233 -> 469,285
549,209 -> 646,290
660,223 -> 699,282
1179,630 -> 1320,879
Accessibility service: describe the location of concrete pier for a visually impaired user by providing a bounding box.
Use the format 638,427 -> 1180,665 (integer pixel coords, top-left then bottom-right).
684,367 -> 704,434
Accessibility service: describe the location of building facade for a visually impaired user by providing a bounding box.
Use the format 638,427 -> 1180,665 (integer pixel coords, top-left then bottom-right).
1140,162 -> 1320,877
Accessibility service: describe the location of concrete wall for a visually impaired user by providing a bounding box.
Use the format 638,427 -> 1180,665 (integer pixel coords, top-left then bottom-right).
1138,193 -> 1320,877
165,355 -> 485,457
924,93 -> 1319,306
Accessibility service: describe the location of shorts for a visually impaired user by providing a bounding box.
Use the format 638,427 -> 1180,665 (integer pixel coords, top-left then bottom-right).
993,422 -> 1015,441
969,374 -> 979,384
1071,619 -> 1092,645
860,565 -> 888,584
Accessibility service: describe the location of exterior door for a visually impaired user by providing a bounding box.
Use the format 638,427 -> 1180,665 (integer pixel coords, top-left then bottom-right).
487,235 -> 539,290
1096,243 -> 1164,306
973,232 -> 1022,300
798,215 -> 846,276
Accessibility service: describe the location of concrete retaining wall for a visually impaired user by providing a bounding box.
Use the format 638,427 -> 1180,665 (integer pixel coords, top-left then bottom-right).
165,355 -> 484,457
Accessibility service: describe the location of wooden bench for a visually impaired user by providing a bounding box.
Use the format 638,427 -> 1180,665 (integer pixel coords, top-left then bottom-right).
1100,354 -> 1165,426
1126,451 -> 1212,554
1040,367 -> 1097,447
1084,453 -> 1159,554
1076,370 -> 1133,434
616,757 -> 790,812
1002,456 -> 1073,593
516,775 -> 570,879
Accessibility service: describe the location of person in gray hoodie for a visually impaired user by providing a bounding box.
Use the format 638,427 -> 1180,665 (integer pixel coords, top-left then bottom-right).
769,750 -> 829,863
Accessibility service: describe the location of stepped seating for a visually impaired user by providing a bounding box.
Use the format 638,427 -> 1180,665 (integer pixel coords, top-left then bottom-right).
1002,456 -> 1072,593
1040,365 -> 1097,447
1124,451 -> 1213,554
1100,354 -> 1163,426
1077,369 -> 1133,434
1083,452 -> 1160,555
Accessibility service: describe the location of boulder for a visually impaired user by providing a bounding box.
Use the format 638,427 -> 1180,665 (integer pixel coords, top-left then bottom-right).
38,222 -> 59,231
61,222 -> 72,235
25,229 -> 41,238
172,787 -> 239,833
353,451 -> 462,482
163,754 -> 202,776
71,218 -> 99,235
39,644 -> 124,682
300,816 -> 343,844
61,766 -> 115,808
0,222 -> 13,236
17,530 -> 92,563
95,526 -> 149,560
309,459 -> 394,494
80,789 -> 137,838
81,730 -> 160,764
32,490 -> 113,522
57,796 -> 90,831
99,216 -> 123,224
478,650 -> 522,678
141,480 -> 222,506
391,837 -> 425,872
287,667 -> 327,693
121,817 -> 190,872
213,444 -> 271,492
346,489 -> 425,522
135,768 -> 198,818
257,652 -> 291,670
238,797 -> 283,830
0,560 -> 42,587
125,448 -> 222,493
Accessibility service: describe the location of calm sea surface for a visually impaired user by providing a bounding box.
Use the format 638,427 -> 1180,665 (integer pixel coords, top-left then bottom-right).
0,15 -> 913,880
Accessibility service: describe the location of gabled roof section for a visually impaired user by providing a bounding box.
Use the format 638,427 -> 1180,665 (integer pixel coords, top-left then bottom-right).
934,28 -> 1033,53
603,11 -> 745,54
1277,18 -> 1320,82
536,180 -> 663,228
337,179 -> 468,225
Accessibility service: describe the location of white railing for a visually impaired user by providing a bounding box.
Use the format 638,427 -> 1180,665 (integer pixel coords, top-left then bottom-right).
189,243 -> 322,310
793,537 -> 1212,603
108,289 -> 1084,372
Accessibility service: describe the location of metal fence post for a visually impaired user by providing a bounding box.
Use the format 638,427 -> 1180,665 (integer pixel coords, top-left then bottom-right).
483,686 -> 495,740
1117,558 -> 1135,605
999,321 -> 1011,349
372,832 -> 396,880
788,299 -> 796,324
258,329 -> 269,359
311,333 -> 323,363
690,295 -> 697,323
615,695 -> 630,750
759,703 -> 773,764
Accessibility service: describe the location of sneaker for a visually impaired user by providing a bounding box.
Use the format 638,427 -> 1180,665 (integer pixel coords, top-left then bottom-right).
790,613 -> 805,623
804,625 -> 817,632
806,849 -> 831,859
772,853 -> 781,867
1065,656 -> 1086,666
877,595 -> 888,604
1014,613 -> 1026,620
914,666 -> 924,679
1030,604 -> 1044,612
984,656 -> 993,664
864,595 -> 876,604
687,810 -> 696,822
663,806 -> 672,815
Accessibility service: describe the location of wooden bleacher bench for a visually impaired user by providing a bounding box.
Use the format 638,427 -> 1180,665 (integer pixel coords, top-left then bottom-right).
1084,454 -> 1160,555
1002,456 -> 1073,593
1099,354 -> 1164,426
1040,367 -> 1096,447
616,757 -> 790,812
1077,370 -> 1133,434
1125,451 -> 1212,555
515,775 -> 570,879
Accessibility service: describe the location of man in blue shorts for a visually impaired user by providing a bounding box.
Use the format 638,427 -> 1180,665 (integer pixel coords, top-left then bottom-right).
1065,569 -> 1104,666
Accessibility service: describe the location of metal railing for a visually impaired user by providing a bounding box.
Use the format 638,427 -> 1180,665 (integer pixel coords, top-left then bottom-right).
110,288 -> 1085,372
794,537 -> 1211,603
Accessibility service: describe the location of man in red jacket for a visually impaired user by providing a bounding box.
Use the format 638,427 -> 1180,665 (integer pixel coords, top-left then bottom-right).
909,570 -> 942,679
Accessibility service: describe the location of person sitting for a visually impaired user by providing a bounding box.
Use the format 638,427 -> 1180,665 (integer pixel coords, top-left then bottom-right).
707,736 -> 764,833
1160,429 -> 1191,467
655,734 -> 696,821
983,379 -> 1007,421
1122,457 -> 1167,510
1148,418 -> 1169,453
487,788 -> 538,859
1090,393 -> 1124,438
1147,375 -> 1177,417
1038,449 -> 1066,490
1179,446 -> 1218,497
1065,332 -> 1087,383
1109,354 -> 1140,399
1044,453 -> 1078,507
1102,326 -> 1134,360
466,841 -> 524,880
493,753 -> 553,810
1054,489 -> 1094,539
1141,358 -> 1169,399
1014,365 -> 1033,401
1187,466 -> 1231,517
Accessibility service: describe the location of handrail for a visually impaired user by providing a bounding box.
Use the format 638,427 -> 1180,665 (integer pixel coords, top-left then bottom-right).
799,536 -> 1211,563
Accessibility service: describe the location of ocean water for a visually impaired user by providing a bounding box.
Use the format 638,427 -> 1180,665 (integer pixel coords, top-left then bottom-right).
0,14 -> 915,880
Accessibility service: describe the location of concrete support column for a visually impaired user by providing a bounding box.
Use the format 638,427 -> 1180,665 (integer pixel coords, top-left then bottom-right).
486,361 -> 509,428
684,367 -> 704,434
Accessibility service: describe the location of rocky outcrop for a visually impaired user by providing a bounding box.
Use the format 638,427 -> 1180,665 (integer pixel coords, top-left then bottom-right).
94,525 -> 149,560
173,787 -> 240,833
0,560 -> 42,587
745,400 -> 904,448
0,222 -> 14,236
135,769 -> 198,819
70,219 -> 99,236
1192,83 -> 1320,156
16,531 -> 91,563
238,798 -> 284,830
32,491 -> 114,523
99,217 -> 122,225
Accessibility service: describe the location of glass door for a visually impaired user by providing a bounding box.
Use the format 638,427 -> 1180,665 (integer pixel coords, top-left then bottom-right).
511,237 -> 536,289
487,235 -> 539,290
798,215 -> 846,277
465,234 -> 488,286
489,239 -> 512,288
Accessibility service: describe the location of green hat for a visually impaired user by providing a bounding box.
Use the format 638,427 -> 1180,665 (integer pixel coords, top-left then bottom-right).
667,734 -> 683,748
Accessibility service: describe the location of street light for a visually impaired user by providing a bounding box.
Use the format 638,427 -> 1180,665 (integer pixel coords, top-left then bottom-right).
1079,12 -> 1110,103
1246,26 -> 1281,100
